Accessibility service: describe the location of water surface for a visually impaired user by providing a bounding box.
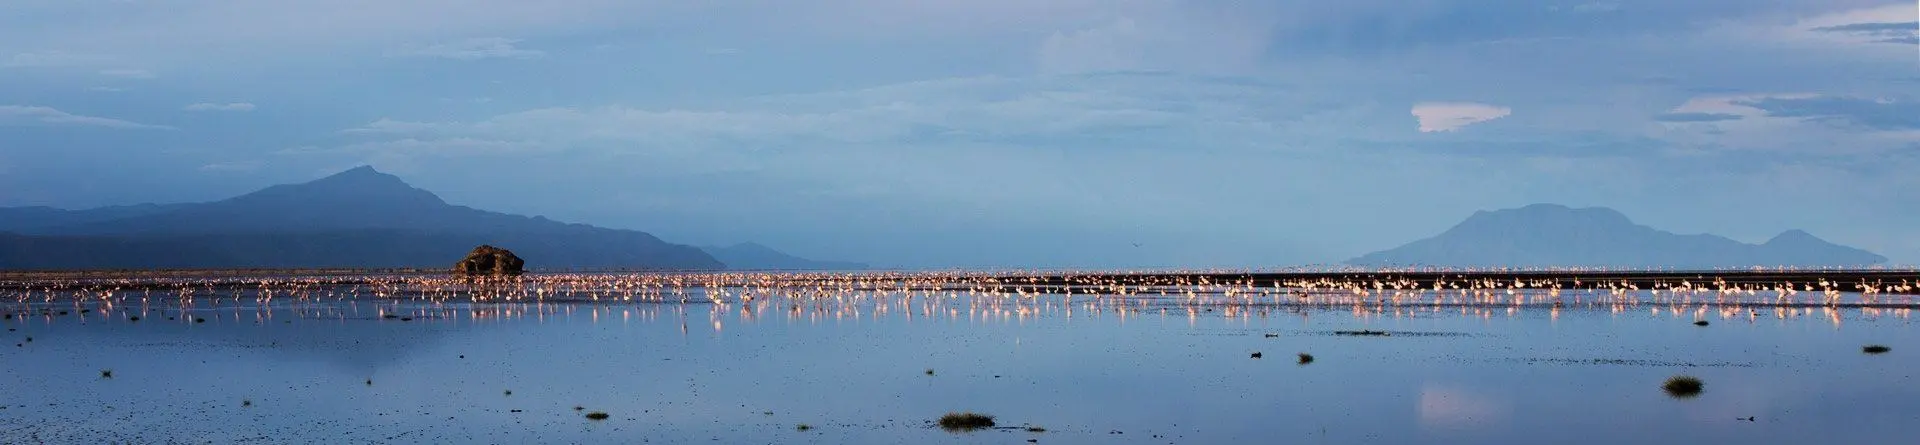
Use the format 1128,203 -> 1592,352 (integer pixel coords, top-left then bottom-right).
2,278 -> 1915,444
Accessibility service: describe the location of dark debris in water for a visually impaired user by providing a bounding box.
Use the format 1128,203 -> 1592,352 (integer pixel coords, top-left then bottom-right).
1515,358 -> 1755,368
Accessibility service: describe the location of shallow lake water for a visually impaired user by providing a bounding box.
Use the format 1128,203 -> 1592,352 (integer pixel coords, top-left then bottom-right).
2,280 -> 1916,444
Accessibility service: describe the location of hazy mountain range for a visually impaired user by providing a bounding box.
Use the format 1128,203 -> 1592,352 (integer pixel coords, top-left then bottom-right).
0,167 -> 854,271
1348,204 -> 1887,268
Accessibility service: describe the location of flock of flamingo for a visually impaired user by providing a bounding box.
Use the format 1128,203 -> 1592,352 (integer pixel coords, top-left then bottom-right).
3,269 -> 1916,326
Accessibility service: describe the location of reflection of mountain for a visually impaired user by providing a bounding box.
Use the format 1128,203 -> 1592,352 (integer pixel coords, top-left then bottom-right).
0,167 -> 723,270
701,242 -> 868,271
1349,204 -> 1887,268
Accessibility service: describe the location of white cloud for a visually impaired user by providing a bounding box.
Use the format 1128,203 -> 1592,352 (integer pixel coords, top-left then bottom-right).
338,117 -> 448,134
387,37 -> 544,60
183,102 -> 256,112
1411,102 -> 1512,132
97,68 -> 154,79
1,50 -> 111,68
0,105 -> 172,130
334,74 -> 1304,153
198,160 -> 263,172
1038,18 -> 1147,75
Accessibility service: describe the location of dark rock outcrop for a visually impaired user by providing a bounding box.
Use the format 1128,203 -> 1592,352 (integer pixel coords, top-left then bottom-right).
455,245 -> 525,276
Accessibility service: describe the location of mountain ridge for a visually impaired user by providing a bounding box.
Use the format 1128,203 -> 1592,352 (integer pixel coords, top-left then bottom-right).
0,167 -> 733,270
1348,203 -> 1886,268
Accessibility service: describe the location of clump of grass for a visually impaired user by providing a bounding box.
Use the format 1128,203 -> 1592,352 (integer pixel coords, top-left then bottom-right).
796,424 -> 813,431
1297,353 -> 1314,364
584,411 -> 610,420
1025,425 -> 1047,432
1863,345 -> 1891,354
1693,320 -> 1709,326
938,412 -> 995,432
100,369 -> 112,379
1663,375 -> 1704,398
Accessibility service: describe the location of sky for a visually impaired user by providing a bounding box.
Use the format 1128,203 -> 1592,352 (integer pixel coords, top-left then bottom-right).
1,0 -> 1917,268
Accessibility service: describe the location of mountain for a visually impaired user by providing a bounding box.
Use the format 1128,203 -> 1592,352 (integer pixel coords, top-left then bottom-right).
701,242 -> 868,271
0,167 -> 724,271
0,203 -> 185,233
1347,203 -> 1887,268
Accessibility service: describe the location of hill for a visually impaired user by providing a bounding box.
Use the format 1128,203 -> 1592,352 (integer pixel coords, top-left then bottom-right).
1347,204 -> 1886,268
0,167 -> 723,270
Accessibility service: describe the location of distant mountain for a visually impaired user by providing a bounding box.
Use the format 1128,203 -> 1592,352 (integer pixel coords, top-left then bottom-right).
0,167 -> 724,271
0,203 -> 185,233
701,242 -> 868,271
1347,204 -> 1887,268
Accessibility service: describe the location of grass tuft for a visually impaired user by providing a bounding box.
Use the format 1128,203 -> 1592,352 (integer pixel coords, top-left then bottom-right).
1663,375 -> 1704,398
938,412 -> 995,432
585,411 -> 609,420
1863,345 -> 1891,354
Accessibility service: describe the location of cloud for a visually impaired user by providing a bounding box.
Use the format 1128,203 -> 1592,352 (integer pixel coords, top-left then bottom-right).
1734,96 -> 1920,130
1650,93 -> 1915,156
183,102 -> 256,112
97,68 -> 154,79
0,105 -> 172,129
337,74 -> 1291,149
387,37 -> 544,60
198,160 -> 263,172
1810,21 -> 1920,45
283,138 -> 537,156
1655,112 -> 1744,123
1,50 -> 111,68
1756,3 -> 1920,49
1411,102 -> 1511,132
1037,18 -> 1147,75
338,117 -> 449,134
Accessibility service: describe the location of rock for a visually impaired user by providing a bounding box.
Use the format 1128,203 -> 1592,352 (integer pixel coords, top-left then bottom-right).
455,245 -> 525,276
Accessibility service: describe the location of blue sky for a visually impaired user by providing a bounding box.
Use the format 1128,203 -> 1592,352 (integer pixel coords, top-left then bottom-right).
1,0 -> 1917,268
